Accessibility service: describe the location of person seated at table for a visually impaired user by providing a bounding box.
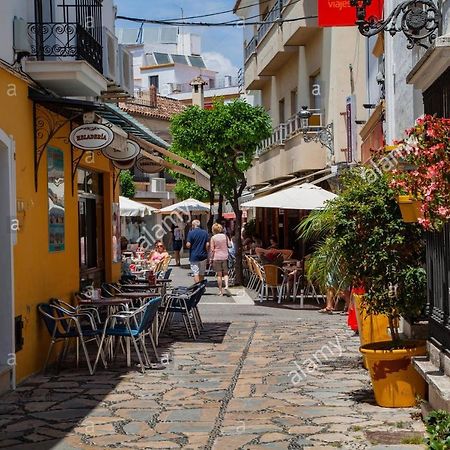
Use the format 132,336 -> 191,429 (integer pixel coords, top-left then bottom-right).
255,247 -> 284,267
268,235 -> 279,249
148,241 -> 169,266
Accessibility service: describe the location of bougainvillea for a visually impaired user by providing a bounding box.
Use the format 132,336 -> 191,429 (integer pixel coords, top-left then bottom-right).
390,115 -> 450,230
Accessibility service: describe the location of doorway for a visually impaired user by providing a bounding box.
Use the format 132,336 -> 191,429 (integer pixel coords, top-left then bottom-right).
0,130 -> 16,393
78,168 -> 105,288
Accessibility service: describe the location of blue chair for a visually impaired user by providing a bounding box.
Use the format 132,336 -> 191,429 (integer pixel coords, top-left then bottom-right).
160,282 -> 206,339
93,297 -> 162,374
38,303 -> 102,375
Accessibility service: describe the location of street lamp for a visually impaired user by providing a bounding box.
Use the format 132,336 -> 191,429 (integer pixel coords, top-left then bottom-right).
350,0 -> 441,49
299,106 -> 334,159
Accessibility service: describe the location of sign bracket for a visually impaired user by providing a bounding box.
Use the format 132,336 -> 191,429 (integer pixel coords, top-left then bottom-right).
33,102 -> 83,192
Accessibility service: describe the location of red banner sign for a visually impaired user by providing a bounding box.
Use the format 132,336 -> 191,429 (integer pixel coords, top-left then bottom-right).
318,0 -> 384,27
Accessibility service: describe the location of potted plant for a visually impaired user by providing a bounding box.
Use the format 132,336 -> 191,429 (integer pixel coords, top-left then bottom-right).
390,115 -> 450,230
304,169 -> 427,407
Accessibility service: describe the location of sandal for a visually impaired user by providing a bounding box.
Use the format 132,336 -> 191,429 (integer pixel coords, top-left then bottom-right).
319,307 -> 334,314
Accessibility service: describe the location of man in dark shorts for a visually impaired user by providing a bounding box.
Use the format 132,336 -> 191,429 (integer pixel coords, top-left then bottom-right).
186,220 -> 209,283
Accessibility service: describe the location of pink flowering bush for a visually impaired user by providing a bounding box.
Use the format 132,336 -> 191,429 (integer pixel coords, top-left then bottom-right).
390,115 -> 450,230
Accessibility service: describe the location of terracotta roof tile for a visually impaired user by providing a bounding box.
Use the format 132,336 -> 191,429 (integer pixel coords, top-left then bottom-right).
119,93 -> 185,121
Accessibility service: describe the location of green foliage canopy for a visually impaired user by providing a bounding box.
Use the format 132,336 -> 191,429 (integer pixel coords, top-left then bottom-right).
119,170 -> 136,198
173,178 -> 209,202
170,99 -> 272,202
299,169 -> 426,337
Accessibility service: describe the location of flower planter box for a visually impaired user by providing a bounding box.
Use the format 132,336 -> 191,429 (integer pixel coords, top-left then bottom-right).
397,196 -> 423,223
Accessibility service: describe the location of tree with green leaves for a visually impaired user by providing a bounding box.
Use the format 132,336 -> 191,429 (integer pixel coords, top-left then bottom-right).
173,177 -> 209,202
170,99 -> 272,284
119,170 -> 136,198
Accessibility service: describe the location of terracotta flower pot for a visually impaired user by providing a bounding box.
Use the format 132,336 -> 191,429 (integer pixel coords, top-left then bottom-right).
360,340 -> 427,407
397,195 -> 423,223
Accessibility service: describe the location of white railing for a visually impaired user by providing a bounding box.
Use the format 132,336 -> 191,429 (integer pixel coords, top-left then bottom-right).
256,108 -> 323,156
167,77 -> 239,94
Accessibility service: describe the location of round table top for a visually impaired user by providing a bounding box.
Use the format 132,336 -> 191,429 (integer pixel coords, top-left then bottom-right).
78,297 -> 133,306
117,291 -> 160,299
122,283 -> 160,289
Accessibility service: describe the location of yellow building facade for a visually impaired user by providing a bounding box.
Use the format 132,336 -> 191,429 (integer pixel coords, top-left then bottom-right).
0,66 -> 120,385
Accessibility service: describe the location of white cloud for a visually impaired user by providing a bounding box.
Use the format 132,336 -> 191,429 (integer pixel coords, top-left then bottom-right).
203,52 -> 238,78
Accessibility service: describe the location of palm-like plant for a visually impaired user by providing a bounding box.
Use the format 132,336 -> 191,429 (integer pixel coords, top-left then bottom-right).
297,208 -> 351,292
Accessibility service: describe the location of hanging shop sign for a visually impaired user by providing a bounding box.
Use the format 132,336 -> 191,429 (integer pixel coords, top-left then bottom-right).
136,157 -> 163,174
318,0 -> 383,27
112,158 -> 137,170
69,123 -> 114,151
102,139 -> 140,162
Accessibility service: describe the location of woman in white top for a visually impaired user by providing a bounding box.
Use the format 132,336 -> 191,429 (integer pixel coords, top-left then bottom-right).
210,223 -> 231,296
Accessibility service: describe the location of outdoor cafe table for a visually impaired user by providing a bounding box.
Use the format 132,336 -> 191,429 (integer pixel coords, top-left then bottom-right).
78,297 -> 133,307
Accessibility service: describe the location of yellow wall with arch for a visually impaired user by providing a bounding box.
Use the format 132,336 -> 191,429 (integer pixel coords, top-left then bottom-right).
0,67 -> 120,383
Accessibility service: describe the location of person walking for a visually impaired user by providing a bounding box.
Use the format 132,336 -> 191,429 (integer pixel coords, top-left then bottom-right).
171,223 -> 184,266
210,223 -> 231,295
186,219 -> 209,283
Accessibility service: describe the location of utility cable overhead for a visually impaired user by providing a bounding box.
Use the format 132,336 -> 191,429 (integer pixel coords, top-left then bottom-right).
116,14 -> 317,27
160,0 -> 285,21
190,0 -> 304,26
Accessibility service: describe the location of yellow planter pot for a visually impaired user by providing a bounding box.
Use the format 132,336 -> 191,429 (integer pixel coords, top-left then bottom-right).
360,340 -> 427,408
354,295 -> 391,369
397,195 -> 423,223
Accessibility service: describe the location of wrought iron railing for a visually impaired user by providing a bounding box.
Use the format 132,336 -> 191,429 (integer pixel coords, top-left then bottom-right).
256,108 -> 323,155
28,22 -> 103,74
426,225 -> 450,349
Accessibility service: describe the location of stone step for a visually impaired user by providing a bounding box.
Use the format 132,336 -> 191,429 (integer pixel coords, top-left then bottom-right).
414,357 -> 450,402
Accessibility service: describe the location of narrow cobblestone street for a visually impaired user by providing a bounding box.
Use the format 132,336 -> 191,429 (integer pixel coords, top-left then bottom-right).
0,265 -> 426,449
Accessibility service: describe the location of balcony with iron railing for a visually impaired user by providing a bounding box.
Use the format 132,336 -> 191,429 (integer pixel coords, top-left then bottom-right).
257,108 -> 323,155
244,0 -> 283,62
27,22 -> 103,74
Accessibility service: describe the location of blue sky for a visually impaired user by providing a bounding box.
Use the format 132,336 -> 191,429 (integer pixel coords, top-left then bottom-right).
115,0 -> 243,71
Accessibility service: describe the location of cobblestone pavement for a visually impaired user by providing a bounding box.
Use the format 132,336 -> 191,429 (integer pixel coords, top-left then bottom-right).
0,266 -> 426,449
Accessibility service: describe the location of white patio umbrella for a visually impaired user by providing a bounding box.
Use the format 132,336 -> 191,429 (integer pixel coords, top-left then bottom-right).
157,198 -> 210,214
240,183 -> 337,210
119,196 -> 156,217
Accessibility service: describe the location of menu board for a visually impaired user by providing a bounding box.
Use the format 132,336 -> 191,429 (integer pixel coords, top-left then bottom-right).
48,147 -> 65,252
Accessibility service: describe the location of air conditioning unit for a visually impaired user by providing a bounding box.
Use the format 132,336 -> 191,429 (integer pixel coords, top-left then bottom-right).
151,178 -> 166,193
118,44 -> 134,95
13,17 -> 31,56
102,27 -> 118,83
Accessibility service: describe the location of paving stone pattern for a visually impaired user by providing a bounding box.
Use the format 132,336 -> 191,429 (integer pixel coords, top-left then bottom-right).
0,267 -> 426,449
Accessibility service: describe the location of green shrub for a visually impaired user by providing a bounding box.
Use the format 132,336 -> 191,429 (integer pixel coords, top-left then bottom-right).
425,410 -> 450,449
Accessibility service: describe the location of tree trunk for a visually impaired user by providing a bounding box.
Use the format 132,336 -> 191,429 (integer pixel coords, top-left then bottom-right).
232,200 -> 244,286
207,188 -> 215,233
217,193 -> 224,223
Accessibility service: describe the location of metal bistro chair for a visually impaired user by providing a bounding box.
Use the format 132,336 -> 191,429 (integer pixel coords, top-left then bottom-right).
260,264 -> 287,303
93,297 -> 162,374
160,282 -> 207,339
38,303 -> 103,375
245,256 -> 258,291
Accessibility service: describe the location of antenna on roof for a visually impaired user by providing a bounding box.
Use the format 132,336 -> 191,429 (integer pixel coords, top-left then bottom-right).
136,22 -> 144,44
